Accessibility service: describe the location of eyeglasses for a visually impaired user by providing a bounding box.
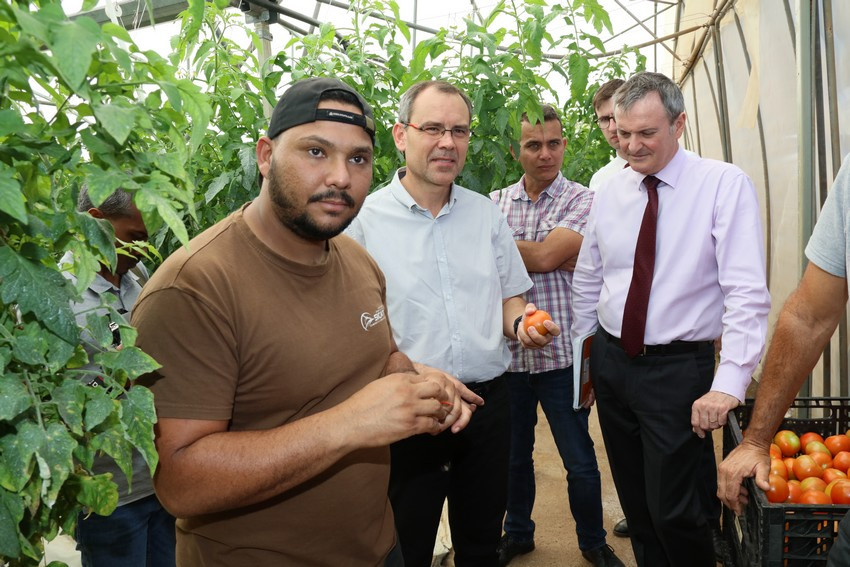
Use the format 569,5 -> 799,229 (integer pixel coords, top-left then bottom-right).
402,122 -> 473,139
595,115 -> 615,128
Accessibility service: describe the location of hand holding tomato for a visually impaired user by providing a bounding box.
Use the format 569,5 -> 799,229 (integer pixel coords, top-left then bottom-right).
515,303 -> 560,350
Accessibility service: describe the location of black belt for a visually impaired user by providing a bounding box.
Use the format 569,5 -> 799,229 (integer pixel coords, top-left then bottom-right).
601,327 -> 714,357
465,376 -> 502,398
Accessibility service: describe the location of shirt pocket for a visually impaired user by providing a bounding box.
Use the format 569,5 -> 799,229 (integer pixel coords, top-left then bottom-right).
535,220 -> 559,242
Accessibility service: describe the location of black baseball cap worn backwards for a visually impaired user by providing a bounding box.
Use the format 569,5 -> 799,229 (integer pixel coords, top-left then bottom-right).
267,77 -> 376,144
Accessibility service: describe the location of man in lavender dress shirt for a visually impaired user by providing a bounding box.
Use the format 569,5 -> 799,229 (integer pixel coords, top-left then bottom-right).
570,72 -> 770,567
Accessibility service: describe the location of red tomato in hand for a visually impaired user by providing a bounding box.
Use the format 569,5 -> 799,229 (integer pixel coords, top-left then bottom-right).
775,430 -> 802,457
524,310 -> 552,336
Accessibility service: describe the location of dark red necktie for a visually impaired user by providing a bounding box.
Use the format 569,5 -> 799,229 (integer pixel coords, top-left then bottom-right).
621,175 -> 660,357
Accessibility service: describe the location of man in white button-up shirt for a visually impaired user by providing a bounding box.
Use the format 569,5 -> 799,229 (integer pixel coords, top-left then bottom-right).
347,80 -> 559,567
571,72 -> 770,567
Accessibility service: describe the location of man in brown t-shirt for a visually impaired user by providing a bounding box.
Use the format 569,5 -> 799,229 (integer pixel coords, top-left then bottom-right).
133,77 -> 481,567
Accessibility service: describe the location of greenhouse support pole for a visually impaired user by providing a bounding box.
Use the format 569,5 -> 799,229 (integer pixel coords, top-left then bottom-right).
797,0 -> 814,396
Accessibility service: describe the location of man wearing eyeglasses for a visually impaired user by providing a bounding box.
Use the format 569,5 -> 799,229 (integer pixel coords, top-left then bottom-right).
589,78 -> 628,193
347,80 -> 558,567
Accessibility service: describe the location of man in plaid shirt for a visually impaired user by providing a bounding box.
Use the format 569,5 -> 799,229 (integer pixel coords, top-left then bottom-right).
490,104 -> 623,567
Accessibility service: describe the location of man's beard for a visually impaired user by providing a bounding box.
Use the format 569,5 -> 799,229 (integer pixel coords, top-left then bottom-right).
267,161 -> 358,241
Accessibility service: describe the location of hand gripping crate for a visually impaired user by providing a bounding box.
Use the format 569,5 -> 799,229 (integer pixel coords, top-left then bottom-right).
722,397 -> 850,566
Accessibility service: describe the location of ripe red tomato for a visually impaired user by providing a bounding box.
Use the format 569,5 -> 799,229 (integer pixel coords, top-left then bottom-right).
770,443 -> 783,460
831,480 -> 850,504
823,468 -> 848,485
524,310 -> 552,335
801,432 -> 825,450
786,480 -> 802,503
798,490 -> 832,505
784,457 -> 797,480
800,476 -> 827,493
834,451 -> 850,473
766,474 -> 789,503
794,455 -> 824,480
770,459 -> 788,480
825,435 -> 850,456
775,430 -> 802,458
805,441 -> 832,457
811,451 -> 833,470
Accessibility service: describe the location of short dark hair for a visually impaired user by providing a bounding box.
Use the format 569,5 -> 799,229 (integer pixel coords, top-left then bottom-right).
397,81 -> 473,124
77,186 -> 135,217
614,72 -> 684,124
592,78 -> 625,111
521,104 -> 563,130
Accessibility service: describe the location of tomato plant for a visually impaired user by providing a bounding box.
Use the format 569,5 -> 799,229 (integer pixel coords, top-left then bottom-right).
775,430 -> 802,457
524,310 -> 552,336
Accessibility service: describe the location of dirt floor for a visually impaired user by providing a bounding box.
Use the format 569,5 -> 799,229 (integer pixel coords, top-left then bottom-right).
41,405 -> 725,567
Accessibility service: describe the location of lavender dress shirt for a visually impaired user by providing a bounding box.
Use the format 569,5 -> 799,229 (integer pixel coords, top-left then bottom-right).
570,147 -> 770,402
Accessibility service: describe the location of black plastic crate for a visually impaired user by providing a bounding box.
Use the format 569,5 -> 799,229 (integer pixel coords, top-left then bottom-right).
723,397 -> 850,566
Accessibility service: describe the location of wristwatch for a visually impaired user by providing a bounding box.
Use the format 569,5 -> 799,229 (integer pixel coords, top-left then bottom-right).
513,315 -> 523,337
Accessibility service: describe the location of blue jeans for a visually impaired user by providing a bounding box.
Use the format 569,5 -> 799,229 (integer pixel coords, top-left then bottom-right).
503,368 -> 607,552
76,493 -> 176,567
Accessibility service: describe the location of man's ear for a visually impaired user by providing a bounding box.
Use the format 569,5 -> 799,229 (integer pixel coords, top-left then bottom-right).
392,122 -> 407,153
509,143 -> 516,160
88,207 -> 105,220
256,136 -> 274,178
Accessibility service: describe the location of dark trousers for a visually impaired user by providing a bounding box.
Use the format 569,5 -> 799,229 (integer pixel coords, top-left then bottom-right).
76,493 -> 176,567
503,368 -> 606,551
389,375 -> 511,567
592,330 -> 716,567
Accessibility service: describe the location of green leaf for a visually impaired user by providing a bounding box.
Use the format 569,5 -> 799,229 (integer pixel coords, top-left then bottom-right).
12,334 -> 47,366
49,17 -> 102,91
45,331 -> 77,373
568,53 -> 590,102
10,5 -> 50,44
75,473 -> 118,516
52,380 -> 87,436
101,22 -> 133,43
0,247 -> 78,344
92,102 -> 136,145
153,152 -> 188,182
0,490 -> 23,558
204,172 -> 231,203
75,208 -> 118,270
85,311 -> 114,350
0,375 -> 32,421
122,386 -> 158,473
0,109 -> 26,136
0,164 -> 27,224
135,185 -> 189,246
40,424 -> 78,507
90,416 -> 133,487
0,421 -> 44,492
83,389 -> 116,431
97,346 -> 161,382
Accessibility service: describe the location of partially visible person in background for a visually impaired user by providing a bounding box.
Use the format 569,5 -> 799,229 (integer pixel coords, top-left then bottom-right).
589,78 -> 627,193
490,104 -> 623,567
62,186 -> 176,567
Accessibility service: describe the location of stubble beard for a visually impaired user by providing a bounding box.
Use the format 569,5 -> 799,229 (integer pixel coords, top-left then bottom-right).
266,159 -> 359,241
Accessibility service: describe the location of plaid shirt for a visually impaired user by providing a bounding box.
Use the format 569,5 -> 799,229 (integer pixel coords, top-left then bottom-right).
490,173 -> 594,373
